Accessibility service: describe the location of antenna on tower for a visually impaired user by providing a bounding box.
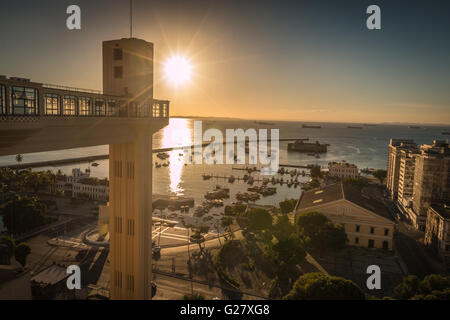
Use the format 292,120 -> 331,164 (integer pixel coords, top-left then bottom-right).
130,0 -> 133,38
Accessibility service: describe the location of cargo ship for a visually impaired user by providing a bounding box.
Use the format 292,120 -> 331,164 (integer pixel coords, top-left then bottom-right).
288,140 -> 328,153
302,124 -> 321,129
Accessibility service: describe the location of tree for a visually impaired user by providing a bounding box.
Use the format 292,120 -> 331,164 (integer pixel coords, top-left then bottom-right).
284,273 -> 365,300
310,166 -> 322,179
1,196 -> 49,235
0,236 -> 15,258
221,216 -> 234,240
373,169 -> 387,184
419,274 -> 450,295
271,234 -> 306,269
296,211 -> 329,237
247,208 -> 272,234
232,203 -> 247,216
183,292 -> 205,300
15,154 -> 23,164
279,199 -> 297,214
296,211 -> 347,252
14,242 -> 31,267
224,205 -> 234,216
22,169 -> 47,194
394,274 -> 450,300
273,215 -> 295,242
394,275 -> 421,299
191,225 -> 209,254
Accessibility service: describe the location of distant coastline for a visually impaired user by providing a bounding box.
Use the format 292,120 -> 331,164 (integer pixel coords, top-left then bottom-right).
171,116 -> 450,127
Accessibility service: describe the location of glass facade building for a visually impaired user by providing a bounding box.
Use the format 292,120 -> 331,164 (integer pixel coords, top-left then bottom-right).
0,85 -> 5,114
44,93 -> 60,115
94,99 -> 106,116
79,97 -> 91,116
63,96 -> 77,115
107,100 -> 117,116
10,86 -> 38,115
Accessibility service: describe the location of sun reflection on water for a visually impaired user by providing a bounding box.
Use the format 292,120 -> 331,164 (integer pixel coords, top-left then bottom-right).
161,118 -> 192,195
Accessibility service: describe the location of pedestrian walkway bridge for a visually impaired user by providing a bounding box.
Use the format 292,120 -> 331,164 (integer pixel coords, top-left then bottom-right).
0,76 -> 169,156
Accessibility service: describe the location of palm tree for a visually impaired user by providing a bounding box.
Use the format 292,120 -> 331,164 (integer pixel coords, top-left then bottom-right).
15,154 -> 23,164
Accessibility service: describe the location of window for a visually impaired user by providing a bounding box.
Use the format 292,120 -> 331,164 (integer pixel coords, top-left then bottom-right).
370,227 -> 375,234
384,229 -> 389,236
79,97 -> 91,116
114,48 -> 123,60
355,237 -> 359,244
114,66 -> 123,79
127,219 -> 135,236
127,161 -> 135,179
127,275 -> 134,292
0,85 -> 5,114
63,96 -> 77,115
114,160 -> 123,177
115,216 -> 122,233
94,99 -> 106,116
356,225 -> 360,232
383,241 -> 389,250
10,86 -> 38,115
152,103 -> 160,117
107,100 -> 117,116
115,271 -> 122,288
44,93 -> 60,115
368,239 -> 375,249
137,103 -> 151,117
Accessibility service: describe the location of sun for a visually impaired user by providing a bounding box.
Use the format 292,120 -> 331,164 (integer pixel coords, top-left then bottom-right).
163,55 -> 192,87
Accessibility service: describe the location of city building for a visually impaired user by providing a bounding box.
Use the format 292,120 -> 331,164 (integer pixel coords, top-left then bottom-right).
328,161 -> 359,179
104,38 -> 161,300
0,37 -> 170,300
66,168 -> 90,184
411,140 -> 450,230
424,205 -> 450,266
30,263 -> 85,300
397,149 -> 417,208
295,183 -> 395,250
72,178 -> 109,202
55,168 -> 109,201
386,139 -> 418,200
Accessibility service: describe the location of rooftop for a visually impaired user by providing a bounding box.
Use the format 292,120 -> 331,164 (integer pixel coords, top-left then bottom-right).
297,182 -> 393,221
30,264 -> 69,286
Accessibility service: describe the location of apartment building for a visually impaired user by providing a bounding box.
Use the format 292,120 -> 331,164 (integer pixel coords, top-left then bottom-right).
398,149 -> 417,208
424,205 -> 450,265
386,139 -> 418,200
411,140 -> 450,230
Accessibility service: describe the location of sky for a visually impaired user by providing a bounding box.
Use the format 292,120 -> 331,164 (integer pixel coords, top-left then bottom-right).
0,0 -> 449,124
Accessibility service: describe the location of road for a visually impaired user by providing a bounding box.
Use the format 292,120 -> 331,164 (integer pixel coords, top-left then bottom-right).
153,271 -> 266,300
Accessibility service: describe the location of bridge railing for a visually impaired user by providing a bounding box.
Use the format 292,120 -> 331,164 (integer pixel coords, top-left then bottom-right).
0,80 -> 169,119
